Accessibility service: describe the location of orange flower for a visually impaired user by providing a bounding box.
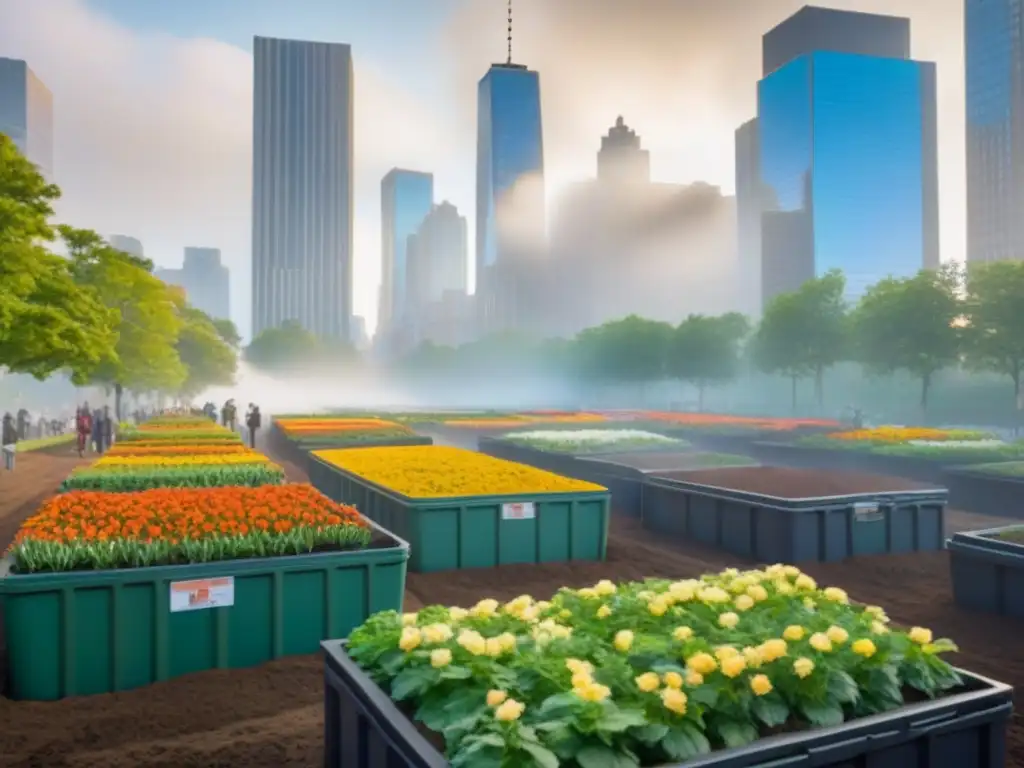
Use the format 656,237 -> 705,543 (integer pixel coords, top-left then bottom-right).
639,412 -> 839,430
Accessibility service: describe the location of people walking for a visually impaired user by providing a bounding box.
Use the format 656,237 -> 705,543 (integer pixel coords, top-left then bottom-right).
76,407 -> 92,458
99,405 -> 114,453
245,404 -> 261,449
2,412 -> 18,471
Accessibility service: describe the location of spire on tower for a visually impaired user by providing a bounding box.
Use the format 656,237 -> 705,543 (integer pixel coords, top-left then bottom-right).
507,0 -> 513,65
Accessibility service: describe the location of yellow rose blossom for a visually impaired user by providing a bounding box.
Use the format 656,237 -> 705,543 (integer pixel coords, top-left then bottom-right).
571,671 -> 593,689
750,674 -> 773,696
577,587 -> 598,600
783,625 -> 805,641
485,637 -> 504,656
826,625 -> 849,645
734,594 -> 755,612
535,600 -> 551,613
743,646 -> 764,668
421,623 -> 454,644
809,633 -> 833,652
793,657 -> 815,678
783,565 -> 801,578
775,580 -> 795,596
723,568 -> 740,578
662,671 -> 683,689
565,658 -> 593,675
430,648 -> 452,668
648,598 -> 669,617
660,687 -> 688,715
635,672 -> 661,692
871,621 -> 890,635
574,681 -> 612,702
614,630 -> 634,652
698,586 -> 730,603
398,627 -> 422,652
718,611 -> 740,629
747,584 -> 769,602
715,645 -> 740,661
494,699 -> 526,721
457,629 -> 486,656
909,627 -> 933,645
668,581 -> 697,601
795,574 -> 817,591
864,605 -> 889,622
721,654 -> 747,678
823,587 -> 849,604
759,638 -> 788,662
559,609 -> 572,619
594,579 -> 617,596
447,607 -> 468,621
803,597 -> 816,610
472,598 -> 499,617
685,671 -> 704,687
401,613 -> 418,626
497,633 -> 517,652
686,652 -> 718,676
596,604 -> 612,619
673,626 -> 694,642
487,690 -> 508,707
852,638 -> 877,658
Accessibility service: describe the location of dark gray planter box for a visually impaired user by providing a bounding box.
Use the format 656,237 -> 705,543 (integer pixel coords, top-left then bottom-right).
943,467 -> 1024,520
949,525 -> 1024,618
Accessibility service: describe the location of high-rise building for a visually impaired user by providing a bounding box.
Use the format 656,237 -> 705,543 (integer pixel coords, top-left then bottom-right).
251,36 -> 353,340
734,118 -> 763,315
757,7 -> 938,305
108,235 -> 144,258
598,116 -> 650,185
965,0 -> 1024,263
0,58 -> 53,179
380,169 -> 434,330
476,62 -> 545,332
156,247 -> 231,321
413,201 -> 469,306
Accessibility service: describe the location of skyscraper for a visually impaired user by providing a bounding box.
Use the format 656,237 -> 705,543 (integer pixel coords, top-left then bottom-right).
155,248 -> 231,321
734,118 -> 762,315
965,0 -> 1024,263
476,62 -> 545,331
108,235 -> 144,258
0,57 -> 53,179
597,116 -> 650,185
251,36 -> 353,340
380,169 -> 434,330
756,7 -> 938,305
412,201 -> 469,308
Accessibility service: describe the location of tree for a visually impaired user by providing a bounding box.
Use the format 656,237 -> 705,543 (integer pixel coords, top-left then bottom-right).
62,226 -> 186,418
0,134 -> 119,382
851,265 -> 961,413
211,318 -> 242,348
575,315 -> 674,389
751,293 -> 811,412
962,260 -> 1024,409
245,319 -> 320,370
175,306 -> 237,398
670,313 -> 750,410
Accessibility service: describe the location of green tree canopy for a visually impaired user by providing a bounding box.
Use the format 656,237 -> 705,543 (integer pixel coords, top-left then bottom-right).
176,306 -> 237,398
575,315 -> 674,386
962,260 -> 1024,405
245,319 -> 320,370
670,312 -> 750,409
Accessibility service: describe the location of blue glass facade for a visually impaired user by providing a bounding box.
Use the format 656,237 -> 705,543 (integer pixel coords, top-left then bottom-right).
758,51 -> 938,304
0,57 -> 53,179
381,169 -> 433,325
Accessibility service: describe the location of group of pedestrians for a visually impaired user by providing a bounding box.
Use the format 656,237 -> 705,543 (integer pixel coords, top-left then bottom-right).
217,400 -> 261,448
75,404 -> 115,458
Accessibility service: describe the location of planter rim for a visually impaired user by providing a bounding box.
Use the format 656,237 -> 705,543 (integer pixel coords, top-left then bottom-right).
944,466 -> 1024,482
0,515 -> 410,590
323,639 -> 1012,768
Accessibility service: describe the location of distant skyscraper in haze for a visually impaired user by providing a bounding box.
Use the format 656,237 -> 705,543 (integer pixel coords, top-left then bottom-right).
476,59 -> 545,332
965,0 -> 1024,263
597,116 -> 650,185
413,201 -> 469,306
251,36 -> 353,340
380,169 -> 434,330
756,6 -> 938,306
156,247 -> 231,321
734,119 -> 762,315
0,57 -> 53,179
108,235 -> 144,258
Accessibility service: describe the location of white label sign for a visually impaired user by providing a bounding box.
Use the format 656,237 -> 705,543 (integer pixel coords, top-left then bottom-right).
853,502 -> 881,520
502,502 -> 536,520
170,576 -> 235,613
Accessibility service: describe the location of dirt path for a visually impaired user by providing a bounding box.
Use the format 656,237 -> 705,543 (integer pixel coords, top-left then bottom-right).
0,450 -> 90,550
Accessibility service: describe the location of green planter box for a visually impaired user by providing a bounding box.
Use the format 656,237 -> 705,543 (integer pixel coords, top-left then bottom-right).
0,520 -> 409,701
309,456 -> 610,573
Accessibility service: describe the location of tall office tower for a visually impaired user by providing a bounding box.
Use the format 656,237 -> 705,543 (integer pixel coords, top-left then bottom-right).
155,248 -> 231,321
966,0 -> 1024,263
108,235 -> 144,258
734,118 -> 763,316
476,61 -> 545,332
380,169 -> 434,331
597,116 -> 650,185
0,58 -> 53,179
251,36 -> 353,340
414,201 -> 469,307
757,6 -> 938,306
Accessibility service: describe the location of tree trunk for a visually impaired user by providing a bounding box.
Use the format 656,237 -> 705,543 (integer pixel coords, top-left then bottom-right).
814,366 -> 824,411
790,375 -> 798,413
114,383 -> 123,422
919,371 -> 931,417
1013,365 -> 1021,437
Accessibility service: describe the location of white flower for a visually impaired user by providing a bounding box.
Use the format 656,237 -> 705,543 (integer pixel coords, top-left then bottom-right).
906,439 -> 1006,449
509,429 -> 681,447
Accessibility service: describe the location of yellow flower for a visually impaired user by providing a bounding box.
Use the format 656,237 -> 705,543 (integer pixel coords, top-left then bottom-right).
401,613 -> 418,626
803,597 -> 816,610
485,637 -> 504,656
909,627 -> 933,645
497,632 -> 517,652
743,646 -> 764,667
487,689 -> 508,707
421,623 -> 454,644
734,594 -> 755,612
614,630 -> 634,652
663,671 -> 684,689
571,671 -> 593,689
457,629 -> 486,656
637,590 -> 656,602
775,580 -> 795,596
565,658 -> 593,675
594,579 -> 617,596
574,681 -> 612,702
472,598 -> 499,618
864,605 -> 889,622
673,626 -> 694,642
648,598 -> 669,617
535,600 -> 551,613
826,626 -> 849,645
783,565 -> 801,578
685,671 -> 704,687
635,672 -> 661,692
447,606 -> 468,621
596,604 -> 612,619
852,638 -> 877,658
660,687 -> 688,715
809,633 -> 833,652
718,612 -> 740,629
783,625 -> 805,641
759,638 -> 788,662
714,645 -> 740,661
577,587 -> 598,599
698,586 -> 730,603
398,627 -> 422,652
686,652 -> 718,676
823,587 -> 849,604
668,581 -> 697,601
721,655 -> 747,678
750,674 -> 773,696
559,609 -> 572,619
494,699 -> 526,721
871,620 -> 890,635
430,648 -> 452,668
794,574 -> 817,591
746,584 -> 769,602
793,657 -> 815,678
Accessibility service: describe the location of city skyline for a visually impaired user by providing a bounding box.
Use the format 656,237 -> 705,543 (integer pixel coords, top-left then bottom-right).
0,0 -> 972,340
0,56 -> 52,179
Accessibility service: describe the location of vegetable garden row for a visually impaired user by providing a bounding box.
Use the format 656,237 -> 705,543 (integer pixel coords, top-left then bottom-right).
2,409 -> 1022,767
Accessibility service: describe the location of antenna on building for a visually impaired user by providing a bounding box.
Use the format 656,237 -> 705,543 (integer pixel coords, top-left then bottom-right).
507,0 -> 513,65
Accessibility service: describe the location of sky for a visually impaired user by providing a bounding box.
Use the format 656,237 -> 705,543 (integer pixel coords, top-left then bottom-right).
0,0 -> 964,341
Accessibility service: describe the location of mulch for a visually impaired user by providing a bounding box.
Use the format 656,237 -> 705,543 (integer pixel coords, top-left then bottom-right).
0,438 -> 1022,767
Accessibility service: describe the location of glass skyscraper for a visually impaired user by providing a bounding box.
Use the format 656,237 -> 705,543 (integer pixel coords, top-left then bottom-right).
380,169 -> 434,329
0,57 -> 53,179
476,63 -> 545,330
755,8 -> 939,305
251,36 -> 353,340
966,0 -> 1024,263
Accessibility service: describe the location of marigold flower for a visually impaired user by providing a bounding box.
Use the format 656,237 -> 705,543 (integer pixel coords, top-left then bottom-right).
721,655 -> 747,678
718,612 -> 740,629
660,687 -> 688,715
662,671 -> 683,689
596,604 -> 612,619
614,630 -> 634,652
673,626 -> 694,641
686,652 -> 717,676
793,657 -> 815,678
909,627 -> 933,645
826,626 -> 849,645
430,648 -> 452,668
635,672 -> 660,692
750,674 -> 773,696
399,627 -> 422,652
852,638 -> 877,658
809,633 -> 833,652
783,625 -> 805,641
494,699 -> 526,721
734,595 -> 755,612
486,690 -> 508,707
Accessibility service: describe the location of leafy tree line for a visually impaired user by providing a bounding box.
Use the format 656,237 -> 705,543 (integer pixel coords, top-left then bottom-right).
0,134 -> 238,416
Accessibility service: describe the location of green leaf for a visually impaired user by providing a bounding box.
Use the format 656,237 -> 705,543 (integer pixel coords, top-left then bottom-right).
438,665 -> 473,680
801,701 -> 845,727
597,707 -> 648,733
716,720 -> 759,749
827,670 -> 861,705
537,692 -> 580,719
630,723 -> 669,746
689,685 -> 719,708
575,745 -> 640,768
521,741 -> 560,768
450,742 -> 504,768
752,694 -> 790,727
389,666 -> 435,701
662,723 -> 711,760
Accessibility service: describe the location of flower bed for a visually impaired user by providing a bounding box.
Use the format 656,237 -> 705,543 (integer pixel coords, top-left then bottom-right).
641,412 -> 840,433
60,462 -> 286,493
794,428 -> 1024,462
118,428 -> 239,443
943,461 -> 1024,520
105,443 -> 256,456
503,429 -> 688,455
445,413 -> 608,429
339,567 -> 968,767
276,417 -> 406,436
94,452 -> 271,467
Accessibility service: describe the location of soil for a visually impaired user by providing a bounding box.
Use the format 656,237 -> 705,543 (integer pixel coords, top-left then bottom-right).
2,435 -> 1024,767
655,465 -> 940,497
585,451 -> 749,471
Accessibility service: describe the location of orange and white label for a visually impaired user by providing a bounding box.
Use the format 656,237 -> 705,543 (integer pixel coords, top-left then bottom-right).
502,502 -> 536,520
170,577 -> 235,612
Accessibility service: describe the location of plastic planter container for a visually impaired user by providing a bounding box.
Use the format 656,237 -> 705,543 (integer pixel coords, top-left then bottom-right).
477,437 -> 594,481
949,525 -> 1024,618
641,467 -> 947,563
944,466 -> 1024,520
0,519 -> 409,701
322,639 -> 1012,768
308,456 -> 610,573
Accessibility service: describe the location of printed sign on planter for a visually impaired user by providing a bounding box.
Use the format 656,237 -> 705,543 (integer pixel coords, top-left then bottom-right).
502,502 -> 536,520
169,576 -> 235,612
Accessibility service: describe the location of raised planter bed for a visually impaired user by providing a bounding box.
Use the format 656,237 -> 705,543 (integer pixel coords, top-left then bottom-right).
321,638 -> 1012,768
642,466 -> 947,562
477,436 -> 597,481
944,464 -> 1024,520
309,454 -> 610,573
949,525 -> 1024,618
0,519 -> 409,701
